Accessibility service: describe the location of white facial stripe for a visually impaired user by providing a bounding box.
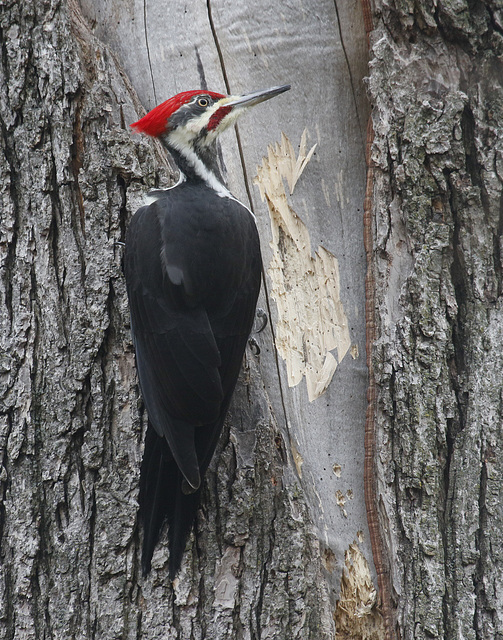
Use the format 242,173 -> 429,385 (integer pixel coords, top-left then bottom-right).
204,106 -> 249,144
182,97 -> 231,133
189,97 -> 246,133
185,109 -> 214,134
167,128 -> 232,198
161,96 -> 257,219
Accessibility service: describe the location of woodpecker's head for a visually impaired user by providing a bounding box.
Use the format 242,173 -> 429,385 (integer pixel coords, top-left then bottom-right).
131,85 -> 290,153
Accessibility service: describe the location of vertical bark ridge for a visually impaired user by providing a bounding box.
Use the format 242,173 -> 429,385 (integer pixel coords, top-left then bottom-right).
0,1 -> 337,637
361,2 -> 397,637
368,1 -> 503,637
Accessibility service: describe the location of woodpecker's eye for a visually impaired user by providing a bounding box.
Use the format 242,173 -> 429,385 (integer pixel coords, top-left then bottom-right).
197,97 -> 209,107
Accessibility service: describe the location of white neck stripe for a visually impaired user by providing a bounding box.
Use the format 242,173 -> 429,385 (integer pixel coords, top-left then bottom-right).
163,130 -> 256,220
180,145 -> 232,198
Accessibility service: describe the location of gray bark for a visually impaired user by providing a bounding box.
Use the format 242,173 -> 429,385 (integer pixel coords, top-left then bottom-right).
78,0 -> 374,605
0,1 -> 376,639
368,0 -> 503,638
9,0 -> 501,638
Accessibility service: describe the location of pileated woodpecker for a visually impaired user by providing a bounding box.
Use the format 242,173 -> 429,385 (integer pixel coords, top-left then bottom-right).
126,84 -> 290,578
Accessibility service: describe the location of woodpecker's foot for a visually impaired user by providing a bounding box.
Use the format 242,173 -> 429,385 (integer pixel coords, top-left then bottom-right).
254,308 -> 268,334
248,336 -> 261,356
114,240 -> 126,248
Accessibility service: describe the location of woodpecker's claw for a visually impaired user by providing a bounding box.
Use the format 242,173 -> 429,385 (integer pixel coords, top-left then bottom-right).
254,308 -> 268,334
248,309 -> 268,355
248,336 -> 261,355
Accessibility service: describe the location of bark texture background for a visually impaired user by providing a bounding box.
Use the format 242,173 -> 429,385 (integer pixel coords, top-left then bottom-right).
368,1 -> 503,637
4,0 -> 502,639
0,1 -> 373,639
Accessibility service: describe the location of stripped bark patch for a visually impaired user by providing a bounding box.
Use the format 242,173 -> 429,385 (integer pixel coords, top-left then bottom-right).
254,131 -> 351,401
336,490 -> 348,518
334,541 -> 384,639
291,440 -> 304,478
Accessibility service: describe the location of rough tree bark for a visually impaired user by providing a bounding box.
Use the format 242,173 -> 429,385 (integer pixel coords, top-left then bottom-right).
4,0 -> 501,639
368,1 -> 503,638
0,1 -> 373,639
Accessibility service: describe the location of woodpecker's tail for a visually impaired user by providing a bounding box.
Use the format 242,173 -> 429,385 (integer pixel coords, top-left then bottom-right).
139,422 -> 202,579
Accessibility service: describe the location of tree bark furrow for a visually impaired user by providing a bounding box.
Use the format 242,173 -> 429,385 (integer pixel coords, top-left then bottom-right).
369,2 -> 503,637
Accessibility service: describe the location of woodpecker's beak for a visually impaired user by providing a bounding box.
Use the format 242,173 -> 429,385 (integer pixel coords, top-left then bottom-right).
226,84 -> 291,109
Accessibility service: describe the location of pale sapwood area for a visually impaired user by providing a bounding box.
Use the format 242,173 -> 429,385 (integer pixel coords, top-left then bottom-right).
0,0 -> 502,639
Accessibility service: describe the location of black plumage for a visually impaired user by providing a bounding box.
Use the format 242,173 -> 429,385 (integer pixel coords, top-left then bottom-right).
124,180 -> 262,577
125,84 -> 289,578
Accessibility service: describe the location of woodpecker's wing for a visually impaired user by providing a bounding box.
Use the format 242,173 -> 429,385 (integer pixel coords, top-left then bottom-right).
125,205 -> 220,490
124,189 -> 261,491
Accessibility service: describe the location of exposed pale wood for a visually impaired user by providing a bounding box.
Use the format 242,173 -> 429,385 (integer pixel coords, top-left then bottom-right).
0,0 -> 377,638
79,0 -> 373,610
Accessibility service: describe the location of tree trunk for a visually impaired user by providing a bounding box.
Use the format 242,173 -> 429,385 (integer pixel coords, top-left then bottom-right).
5,0 -> 500,639
368,1 -> 503,638
1,1 -> 376,639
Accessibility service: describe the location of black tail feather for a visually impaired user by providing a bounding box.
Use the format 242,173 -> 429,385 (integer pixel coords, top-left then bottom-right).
167,483 -> 202,580
139,422 -> 203,578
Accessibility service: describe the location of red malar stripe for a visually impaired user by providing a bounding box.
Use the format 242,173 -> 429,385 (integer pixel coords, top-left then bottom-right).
207,105 -> 232,131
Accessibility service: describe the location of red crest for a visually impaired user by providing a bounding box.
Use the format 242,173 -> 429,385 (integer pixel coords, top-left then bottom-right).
130,90 -> 226,137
